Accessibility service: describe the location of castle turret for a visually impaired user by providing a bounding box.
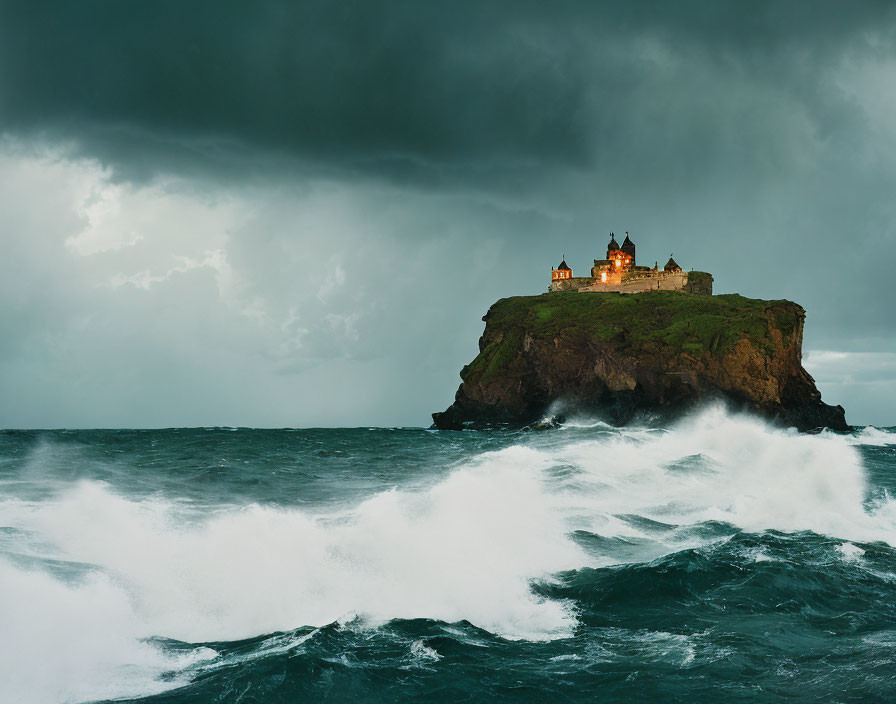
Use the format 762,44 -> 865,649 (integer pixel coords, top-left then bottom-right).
552,255 -> 572,282
621,232 -> 636,267
606,233 -> 620,259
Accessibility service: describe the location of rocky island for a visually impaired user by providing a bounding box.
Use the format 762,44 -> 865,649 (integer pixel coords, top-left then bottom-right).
432,290 -> 848,432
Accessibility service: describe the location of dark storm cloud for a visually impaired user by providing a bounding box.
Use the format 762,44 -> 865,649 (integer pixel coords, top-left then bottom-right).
0,0 -> 590,174
1,0 -> 893,180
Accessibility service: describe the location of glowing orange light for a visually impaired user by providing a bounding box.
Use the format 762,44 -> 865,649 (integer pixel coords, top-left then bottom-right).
601,272 -> 607,282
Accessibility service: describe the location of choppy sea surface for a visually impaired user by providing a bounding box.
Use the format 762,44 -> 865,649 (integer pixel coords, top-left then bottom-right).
2,406 -> 896,703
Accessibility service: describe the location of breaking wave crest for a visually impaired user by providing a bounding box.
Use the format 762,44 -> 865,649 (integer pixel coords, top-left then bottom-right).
848,424 -> 896,446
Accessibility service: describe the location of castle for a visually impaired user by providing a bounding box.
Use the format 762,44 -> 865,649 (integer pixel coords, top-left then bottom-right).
550,232 -> 712,294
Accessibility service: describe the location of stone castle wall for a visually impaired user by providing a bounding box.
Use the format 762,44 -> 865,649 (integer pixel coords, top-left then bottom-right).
580,271 -> 688,293
550,277 -> 595,292
551,271 -> 691,294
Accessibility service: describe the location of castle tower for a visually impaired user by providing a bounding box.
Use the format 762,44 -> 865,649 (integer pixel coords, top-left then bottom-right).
607,232 -> 633,272
606,233 -> 620,260
551,255 -> 572,282
621,232 -> 636,267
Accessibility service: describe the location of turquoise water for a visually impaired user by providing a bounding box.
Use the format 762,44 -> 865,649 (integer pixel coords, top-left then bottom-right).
1,407 -> 895,702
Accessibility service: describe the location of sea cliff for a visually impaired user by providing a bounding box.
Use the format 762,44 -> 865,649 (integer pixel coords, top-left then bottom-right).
432,291 -> 847,431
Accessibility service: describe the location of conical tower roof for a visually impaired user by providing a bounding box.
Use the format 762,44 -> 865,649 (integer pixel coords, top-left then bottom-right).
621,232 -> 635,254
607,233 -> 620,251
664,256 -> 680,271
557,258 -> 570,271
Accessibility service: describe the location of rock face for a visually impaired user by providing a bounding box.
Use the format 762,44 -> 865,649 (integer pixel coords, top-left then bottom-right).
432,291 -> 847,431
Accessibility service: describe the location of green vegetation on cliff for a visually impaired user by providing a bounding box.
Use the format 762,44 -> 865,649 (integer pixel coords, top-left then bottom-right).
466,291 -> 801,384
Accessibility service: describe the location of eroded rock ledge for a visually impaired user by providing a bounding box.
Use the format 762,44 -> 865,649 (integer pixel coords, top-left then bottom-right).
432,292 -> 847,431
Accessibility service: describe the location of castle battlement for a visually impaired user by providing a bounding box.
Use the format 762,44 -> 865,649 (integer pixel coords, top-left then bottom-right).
550,232 -> 713,295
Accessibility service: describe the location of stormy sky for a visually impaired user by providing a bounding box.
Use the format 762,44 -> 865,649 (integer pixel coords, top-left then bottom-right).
1,0 -> 894,427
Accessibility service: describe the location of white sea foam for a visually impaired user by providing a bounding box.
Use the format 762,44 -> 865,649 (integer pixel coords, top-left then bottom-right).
1,405 -> 895,702
849,425 -> 896,446
545,406 -> 896,546
0,557 -> 212,704
836,542 -> 866,561
7,450 -> 583,646
408,639 -> 441,665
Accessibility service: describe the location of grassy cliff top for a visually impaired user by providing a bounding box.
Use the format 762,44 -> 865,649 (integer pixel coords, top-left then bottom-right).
478,291 -> 802,363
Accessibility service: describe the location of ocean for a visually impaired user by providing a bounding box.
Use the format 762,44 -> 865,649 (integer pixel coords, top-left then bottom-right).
1,406 -> 895,703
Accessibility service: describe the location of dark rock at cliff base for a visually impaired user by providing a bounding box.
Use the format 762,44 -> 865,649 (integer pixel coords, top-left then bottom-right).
432,292 -> 847,432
